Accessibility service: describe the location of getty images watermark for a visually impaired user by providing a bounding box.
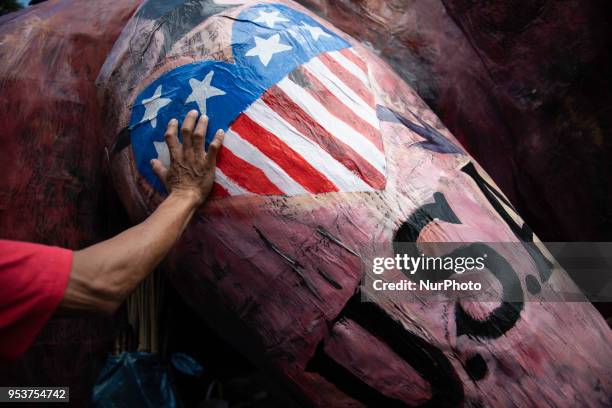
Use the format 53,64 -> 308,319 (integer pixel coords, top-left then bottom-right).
371,253 -> 486,292
361,242 -> 612,302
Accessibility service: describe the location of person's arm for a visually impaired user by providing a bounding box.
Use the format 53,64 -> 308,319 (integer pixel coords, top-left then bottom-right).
60,110 -> 224,315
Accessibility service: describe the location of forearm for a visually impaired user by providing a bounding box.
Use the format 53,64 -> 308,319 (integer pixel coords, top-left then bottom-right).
60,111 -> 223,315
90,190 -> 198,288
61,190 -> 199,314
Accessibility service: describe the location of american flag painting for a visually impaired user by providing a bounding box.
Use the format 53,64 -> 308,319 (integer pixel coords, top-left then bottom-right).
129,3 -> 386,198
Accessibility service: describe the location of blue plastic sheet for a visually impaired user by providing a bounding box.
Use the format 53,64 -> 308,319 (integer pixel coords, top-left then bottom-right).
93,352 -> 178,408
171,352 -> 204,377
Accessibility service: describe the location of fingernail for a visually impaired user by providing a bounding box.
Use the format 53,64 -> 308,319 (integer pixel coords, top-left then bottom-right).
170,118 -> 177,125
189,109 -> 199,115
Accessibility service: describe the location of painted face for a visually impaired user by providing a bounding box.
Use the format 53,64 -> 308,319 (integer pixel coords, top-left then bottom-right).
99,1 -> 612,406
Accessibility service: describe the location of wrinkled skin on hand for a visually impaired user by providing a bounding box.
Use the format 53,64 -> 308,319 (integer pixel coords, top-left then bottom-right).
151,112 -> 225,206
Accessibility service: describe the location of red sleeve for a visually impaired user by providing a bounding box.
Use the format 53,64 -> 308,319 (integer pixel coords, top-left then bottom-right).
0,240 -> 72,361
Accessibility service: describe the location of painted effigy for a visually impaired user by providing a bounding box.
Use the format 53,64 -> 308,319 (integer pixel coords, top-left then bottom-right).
0,0 -> 610,405
97,0 -> 612,406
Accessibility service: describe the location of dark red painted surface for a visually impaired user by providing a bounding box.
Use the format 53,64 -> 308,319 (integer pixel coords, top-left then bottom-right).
0,0 -> 140,405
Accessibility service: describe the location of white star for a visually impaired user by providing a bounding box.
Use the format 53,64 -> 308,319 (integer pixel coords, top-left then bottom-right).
153,141 -> 171,168
245,34 -> 292,67
300,23 -> 330,41
139,85 -> 172,128
253,10 -> 289,28
185,71 -> 226,116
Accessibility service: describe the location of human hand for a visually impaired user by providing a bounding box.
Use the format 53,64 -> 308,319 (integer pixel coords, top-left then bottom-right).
150,110 -> 225,207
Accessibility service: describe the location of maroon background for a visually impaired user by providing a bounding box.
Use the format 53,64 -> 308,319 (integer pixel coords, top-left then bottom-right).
0,0 -> 139,405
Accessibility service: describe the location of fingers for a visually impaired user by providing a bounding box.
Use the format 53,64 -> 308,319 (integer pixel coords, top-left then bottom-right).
150,158 -> 169,186
193,114 -> 208,158
164,119 -> 181,161
205,129 -> 225,168
181,110 -> 199,163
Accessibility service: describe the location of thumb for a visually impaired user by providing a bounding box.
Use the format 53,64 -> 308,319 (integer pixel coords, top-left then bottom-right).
150,159 -> 169,187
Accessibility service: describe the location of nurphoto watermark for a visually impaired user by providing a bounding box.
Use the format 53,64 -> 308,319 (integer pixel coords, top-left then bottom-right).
361,242 -> 612,303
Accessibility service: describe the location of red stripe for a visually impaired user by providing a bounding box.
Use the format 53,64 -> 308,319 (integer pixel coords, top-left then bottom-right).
230,114 -> 338,193
318,52 -> 374,107
216,147 -> 284,195
263,87 -> 386,189
340,48 -> 367,73
210,182 -> 230,198
297,66 -> 383,151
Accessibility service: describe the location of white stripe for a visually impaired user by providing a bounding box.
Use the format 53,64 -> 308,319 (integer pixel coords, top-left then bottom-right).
328,50 -> 369,85
303,57 -> 379,129
347,47 -> 367,65
224,129 -> 307,195
246,99 -> 373,192
215,168 -> 250,195
277,76 -> 385,174
348,47 -> 361,57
